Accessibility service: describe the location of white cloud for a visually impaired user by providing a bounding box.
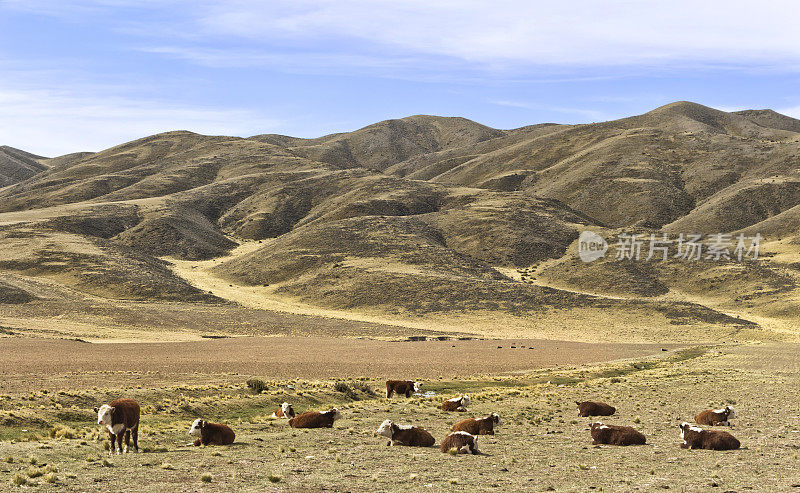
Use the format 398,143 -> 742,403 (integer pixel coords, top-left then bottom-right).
0,85 -> 284,156
489,100 -> 609,121
8,1 -> 800,72
188,0 -> 800,69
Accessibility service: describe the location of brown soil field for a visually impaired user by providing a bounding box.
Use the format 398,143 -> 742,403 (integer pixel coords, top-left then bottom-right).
0,337 -> 677,393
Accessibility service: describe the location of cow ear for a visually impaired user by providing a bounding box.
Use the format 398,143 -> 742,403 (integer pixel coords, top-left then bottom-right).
109,407 -> 116,415
93,407 -> 98,413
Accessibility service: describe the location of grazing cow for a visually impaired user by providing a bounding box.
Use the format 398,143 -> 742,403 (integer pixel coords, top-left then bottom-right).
441,395 -> 471,412
94,399 -> 140,455
695,406 -> 736,426
589,422 -> 646,446
386,380 -> 420,398
188,419 -> 235,446
680,422 -> 740,450
451,413 -> 503,435
440,431 -> 479,455
289,408 -> 342,428
375,419 -> 435,447
271,402 -> 296,419
577,401 -> 616,417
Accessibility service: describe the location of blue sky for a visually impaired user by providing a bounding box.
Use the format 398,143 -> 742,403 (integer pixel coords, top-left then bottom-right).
2,0 -> 800,156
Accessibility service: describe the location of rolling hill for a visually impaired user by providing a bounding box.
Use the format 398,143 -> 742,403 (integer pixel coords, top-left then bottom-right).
1,102 -> 799,342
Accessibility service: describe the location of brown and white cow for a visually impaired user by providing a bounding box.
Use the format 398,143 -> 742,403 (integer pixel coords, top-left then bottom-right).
271,402 -> 296,419
695,406 -> 736,426
375,419 -> 435,447
680,422 -> 740,450
440,431 -> 479,455
289,408 -> 342,428
577,401 -> 616,417
188,419 -> 236,446
589,422 -> 646,446
451,413 -> 503,435
386,380 -> 420,398
94,398 -> 140,455
441,395 -> 471,412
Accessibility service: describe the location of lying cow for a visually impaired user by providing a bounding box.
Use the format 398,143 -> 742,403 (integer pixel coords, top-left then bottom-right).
695,406 -> 736,426
680,422 -> 740,450
451,413 -> 503,435
386,380 -> 420,398
441,395 -> 471,412
440,431 -> 479,455
577,400 -> 616,417
189,419 -> 235,446
289,408 -> 342,428
271,402 -> 296,419
95,398 -> 140,455
375,419 -> 435,447
589,422 -> 646,446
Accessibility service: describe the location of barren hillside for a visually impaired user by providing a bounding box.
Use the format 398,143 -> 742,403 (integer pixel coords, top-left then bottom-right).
1,103 -> 799,341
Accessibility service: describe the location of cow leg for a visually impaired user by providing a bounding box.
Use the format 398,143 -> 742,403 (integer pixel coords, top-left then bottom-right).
123,429 -> 131,453
131,425 -> 139,452
107,432 -> 116,455
115,432 -> 124,455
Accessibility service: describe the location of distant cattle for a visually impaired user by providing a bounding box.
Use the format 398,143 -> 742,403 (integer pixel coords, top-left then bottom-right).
440,431 -> 479,455
695,406 -> 736,426
375,419 -> 435,447
451,413 -> 503,435
289,408 -> 342,428
189,419 -> 235,446
680,422 -> 740,450
95,398 -> 140,455
577,401 -> 616,417
386,380 -> 420,398
271,402 -> 296,419
589,422 -> 646,446
441,395 -> 471,412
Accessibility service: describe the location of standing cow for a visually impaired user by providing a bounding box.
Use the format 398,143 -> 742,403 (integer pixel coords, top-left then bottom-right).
386,380 -> 420,398
95,399 -> 140,455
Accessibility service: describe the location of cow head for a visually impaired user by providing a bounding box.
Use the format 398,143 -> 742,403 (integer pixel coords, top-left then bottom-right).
489,413 -> 503,427
328,408 -> 343,421
413,382 -> 421,392
461,395 -> 471,407
375,419 -> 395,438
725,406 -> 736,419
281,402 -> 295,418
189,418 -> 204,436
96,404 -> 114,426
590,421 -> 607,432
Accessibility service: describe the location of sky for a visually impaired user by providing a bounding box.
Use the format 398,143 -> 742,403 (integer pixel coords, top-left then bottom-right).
2,0 -> 800,156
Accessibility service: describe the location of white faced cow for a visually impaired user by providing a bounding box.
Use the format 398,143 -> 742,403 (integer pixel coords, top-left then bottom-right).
95,399 -> 140,455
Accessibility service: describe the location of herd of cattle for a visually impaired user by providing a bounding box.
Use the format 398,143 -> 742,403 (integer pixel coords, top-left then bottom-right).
92,379 -> 741,457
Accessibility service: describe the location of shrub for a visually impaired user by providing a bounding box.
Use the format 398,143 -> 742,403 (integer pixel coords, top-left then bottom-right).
161,463 -> 175,470
44,472 -> 57,483
200,472 -> 213,483
246,379 -> 268,394
267,474 -> 282,483
11,473 -> 28,486
447,447 -> 459,456
26,466 -> 44,478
